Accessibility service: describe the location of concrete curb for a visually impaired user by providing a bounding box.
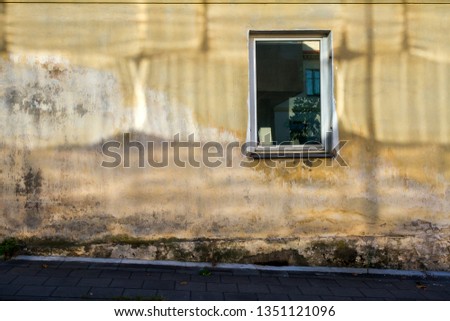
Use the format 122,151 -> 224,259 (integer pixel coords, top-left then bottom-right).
13,255 -> 450,278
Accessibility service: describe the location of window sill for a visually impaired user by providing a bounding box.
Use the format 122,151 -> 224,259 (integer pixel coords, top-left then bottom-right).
247,146 -> 335,159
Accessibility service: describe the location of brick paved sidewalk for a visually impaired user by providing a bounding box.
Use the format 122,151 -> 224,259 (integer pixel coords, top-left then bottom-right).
1,257 -> 449,301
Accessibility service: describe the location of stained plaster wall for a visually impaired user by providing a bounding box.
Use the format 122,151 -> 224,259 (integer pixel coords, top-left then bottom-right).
0,1 -> 449,270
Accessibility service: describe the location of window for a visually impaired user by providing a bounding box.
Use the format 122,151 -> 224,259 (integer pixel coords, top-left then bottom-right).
306,69 -> 320,96
247,30 -> 338,158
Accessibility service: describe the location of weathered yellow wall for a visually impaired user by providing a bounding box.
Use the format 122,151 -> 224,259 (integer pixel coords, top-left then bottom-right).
0,1 -> 449,270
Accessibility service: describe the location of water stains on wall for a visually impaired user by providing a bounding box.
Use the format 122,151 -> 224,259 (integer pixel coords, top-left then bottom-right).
0,1 -> 449,270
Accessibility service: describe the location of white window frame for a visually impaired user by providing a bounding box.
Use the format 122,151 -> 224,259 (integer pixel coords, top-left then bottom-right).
247,30 -> 338,158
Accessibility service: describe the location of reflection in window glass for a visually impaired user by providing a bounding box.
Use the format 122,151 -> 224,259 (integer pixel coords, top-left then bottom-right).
306,69 -> 320,96
256,40 -> 321,145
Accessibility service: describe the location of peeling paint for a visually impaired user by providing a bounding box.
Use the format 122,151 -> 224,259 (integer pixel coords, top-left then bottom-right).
0,2 -> 449,270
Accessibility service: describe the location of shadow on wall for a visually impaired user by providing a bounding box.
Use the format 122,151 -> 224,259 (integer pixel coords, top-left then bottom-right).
0,3 -> 449,244
1,3 -> 449,144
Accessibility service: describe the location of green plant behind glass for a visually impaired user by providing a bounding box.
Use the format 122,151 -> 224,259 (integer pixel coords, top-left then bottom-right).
288,96 -> 321,144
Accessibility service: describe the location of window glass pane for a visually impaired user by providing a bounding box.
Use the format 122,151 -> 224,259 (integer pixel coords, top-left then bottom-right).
256,40 -> 321,146
314,70 -> 321,95
306,69 -> 314,96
